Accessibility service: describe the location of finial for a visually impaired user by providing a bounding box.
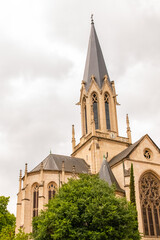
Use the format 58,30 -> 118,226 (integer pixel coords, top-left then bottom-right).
126,114 -> 132,144
104,75 -> 108,82
72,125 -> 75,138
91,75 -> 95,81
91,14 -> 94,24
50,149 -> 52,154
72,125 -> 76,152
81,80 -> 85,86
19,169 -> 22,192
19,169 -> 22,179
25,163 -> 28,175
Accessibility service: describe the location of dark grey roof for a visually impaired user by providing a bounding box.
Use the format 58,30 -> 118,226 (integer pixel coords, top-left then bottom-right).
83,22 -> 111,91
109,137 -> 144,167
30,154 -> 89,174
99,158 -> 124,193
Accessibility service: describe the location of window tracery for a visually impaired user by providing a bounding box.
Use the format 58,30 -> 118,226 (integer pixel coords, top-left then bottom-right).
48,182 -> 57,201
91,93 -> 99,129
139,173 -> 160,237
104,92 -> 110,130
144,149 -> 152,160
33,183 -> 39,217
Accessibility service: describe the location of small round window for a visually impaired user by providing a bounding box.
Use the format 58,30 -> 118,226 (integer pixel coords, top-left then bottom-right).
144,149 -> 152,160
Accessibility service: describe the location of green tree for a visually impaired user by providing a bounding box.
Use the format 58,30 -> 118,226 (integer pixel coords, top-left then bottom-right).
0,196 -> 30,240
32,174 -> 141,240
130,163 -> 136,206
0,196 -> 15,240
14,229 -> 31,240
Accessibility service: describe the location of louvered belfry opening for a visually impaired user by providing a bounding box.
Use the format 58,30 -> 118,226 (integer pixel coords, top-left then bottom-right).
84,105 -> 88,134
92,92 -> 99,129
104,92 -> 110,130
83,97 -> 88,134
33,183 -> 39,217
140,172 -> 160,237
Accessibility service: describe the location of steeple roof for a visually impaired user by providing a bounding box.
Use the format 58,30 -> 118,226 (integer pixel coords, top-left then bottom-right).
83,21 -> 111,91
99,157 -> 124,193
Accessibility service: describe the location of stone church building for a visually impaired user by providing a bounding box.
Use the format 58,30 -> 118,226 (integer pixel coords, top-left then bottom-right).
16,19 -> 160,239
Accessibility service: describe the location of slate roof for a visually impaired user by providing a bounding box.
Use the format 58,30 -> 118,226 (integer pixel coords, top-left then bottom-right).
30,154 -> 89,174
83,21 -> 111,91
99,158 -> 125,193
109,136 -> 144,167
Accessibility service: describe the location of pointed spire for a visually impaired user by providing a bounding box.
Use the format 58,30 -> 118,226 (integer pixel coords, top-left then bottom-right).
99,156 -> 113,186
83,19 -> 111,91
72,125 -> 76,152
126,114 -> 132,144
99,156 -> 124,193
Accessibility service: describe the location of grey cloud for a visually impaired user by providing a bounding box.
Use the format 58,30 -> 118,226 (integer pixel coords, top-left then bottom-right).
0,37 -> 73,81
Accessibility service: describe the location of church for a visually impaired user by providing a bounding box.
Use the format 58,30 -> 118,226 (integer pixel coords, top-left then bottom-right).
16,18 -> 160,240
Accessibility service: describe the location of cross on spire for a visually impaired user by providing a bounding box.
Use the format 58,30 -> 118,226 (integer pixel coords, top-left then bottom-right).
91,14 -> 94,24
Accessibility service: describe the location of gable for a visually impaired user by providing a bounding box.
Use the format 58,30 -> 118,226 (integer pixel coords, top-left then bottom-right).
109,134 -> 160,167
129,135 -> 160,164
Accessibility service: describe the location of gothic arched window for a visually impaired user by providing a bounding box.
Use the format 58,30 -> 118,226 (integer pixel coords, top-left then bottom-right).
104,93 -> 110,130
83,98 -> 88,134
92,93 -> 99,129
139,172 -> 160,237
33,183 -> 39,217
48,182 -> 57,201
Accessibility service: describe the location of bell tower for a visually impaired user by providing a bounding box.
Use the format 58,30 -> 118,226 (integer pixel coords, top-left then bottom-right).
72,18 -> 131,173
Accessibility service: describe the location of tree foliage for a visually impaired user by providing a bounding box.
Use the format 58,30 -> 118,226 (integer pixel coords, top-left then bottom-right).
33,174 -> 141,240
0,196 -> 15,239
14,229 -> 31,240
130,163 -> 136,206
0,196 -> 30,240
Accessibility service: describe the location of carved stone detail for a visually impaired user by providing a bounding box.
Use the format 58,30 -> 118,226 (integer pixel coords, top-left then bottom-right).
139,173 -> 160,237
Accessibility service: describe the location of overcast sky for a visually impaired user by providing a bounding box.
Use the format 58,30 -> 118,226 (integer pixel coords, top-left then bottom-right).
0,0 -> 160,215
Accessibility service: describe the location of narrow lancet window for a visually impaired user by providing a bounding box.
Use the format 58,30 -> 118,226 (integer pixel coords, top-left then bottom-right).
83,98 -> 88,134
33,183 -> 39,217
104,93 -> 110,130
48,182 -> 57,201
92,93 -> 99,129
139,172 -> 160,237
85,105 -> 88,134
